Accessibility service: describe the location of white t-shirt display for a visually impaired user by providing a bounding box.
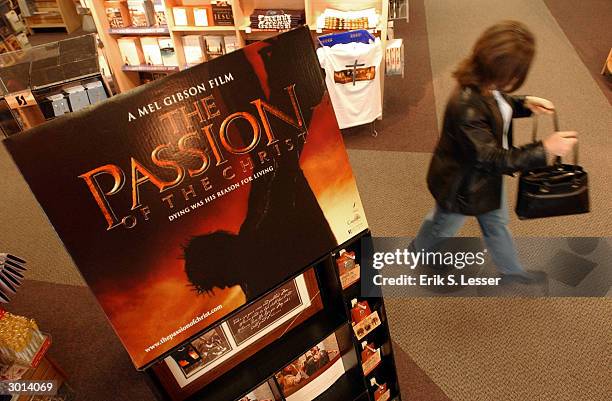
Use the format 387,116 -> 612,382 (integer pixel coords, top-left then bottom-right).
317,39 -> 383,129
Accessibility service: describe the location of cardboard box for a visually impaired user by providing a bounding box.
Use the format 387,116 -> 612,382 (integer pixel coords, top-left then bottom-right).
65,85 -> 90,112
47,94 -> 70,117
84,81 -> 108,105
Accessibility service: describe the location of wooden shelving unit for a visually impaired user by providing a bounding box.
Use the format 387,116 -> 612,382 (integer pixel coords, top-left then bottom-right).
24,0 -> 81,33
88,0 -> 389,98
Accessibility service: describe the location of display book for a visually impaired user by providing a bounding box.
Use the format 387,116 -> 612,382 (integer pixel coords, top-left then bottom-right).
148,230 -> 402,401
4,26 -> 400,400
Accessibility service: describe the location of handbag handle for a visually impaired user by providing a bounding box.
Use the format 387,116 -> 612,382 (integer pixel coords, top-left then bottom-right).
531,111 -> 579,165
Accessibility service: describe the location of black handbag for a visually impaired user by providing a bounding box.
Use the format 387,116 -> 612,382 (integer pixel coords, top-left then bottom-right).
516,113 -> 589,219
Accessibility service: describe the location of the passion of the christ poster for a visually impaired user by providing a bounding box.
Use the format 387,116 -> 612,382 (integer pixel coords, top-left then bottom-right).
3,27 -> 367,369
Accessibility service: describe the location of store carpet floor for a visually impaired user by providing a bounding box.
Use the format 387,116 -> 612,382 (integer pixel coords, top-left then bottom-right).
543,0 -> 612,104
376,1 -> 612,401
7,279 -> 453,401
341,0 -> 439,153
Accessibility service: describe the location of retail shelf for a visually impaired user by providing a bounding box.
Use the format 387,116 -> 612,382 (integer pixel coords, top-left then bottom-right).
27,22 -> 66,28
121,65 -> 179,73
34,8 -> 60,13
315,367 -> 367,401
240,27 -> 293,33
171,25 -> 237,32
183,310 -> 348,401
354,391 -> 371,401
108,27 -> 170,35
312,27 -> 382,34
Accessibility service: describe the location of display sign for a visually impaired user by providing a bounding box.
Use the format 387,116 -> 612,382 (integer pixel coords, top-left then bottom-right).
4,27 -> 367,369
164,273 -> 314,388
5,90 -> 36,109
227,280 -> 302,345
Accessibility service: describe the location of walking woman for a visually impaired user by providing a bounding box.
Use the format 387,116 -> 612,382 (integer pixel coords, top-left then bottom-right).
413,21 -> 578,282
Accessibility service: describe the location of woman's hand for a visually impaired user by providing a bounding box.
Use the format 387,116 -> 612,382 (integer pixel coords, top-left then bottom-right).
525,96 -> 555,114
543,131 -> 578,160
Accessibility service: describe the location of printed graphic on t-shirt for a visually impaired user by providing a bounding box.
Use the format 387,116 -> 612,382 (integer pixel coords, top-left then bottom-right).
334,66 -> 376,85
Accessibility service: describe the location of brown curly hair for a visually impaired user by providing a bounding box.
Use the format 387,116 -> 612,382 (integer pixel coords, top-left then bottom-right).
454,20 -> 535,92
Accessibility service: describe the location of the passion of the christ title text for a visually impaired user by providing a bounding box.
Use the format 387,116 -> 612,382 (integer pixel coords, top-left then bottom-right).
78,79 -> 308,231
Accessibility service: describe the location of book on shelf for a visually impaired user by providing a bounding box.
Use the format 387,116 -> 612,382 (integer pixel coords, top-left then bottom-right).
223,35 -> 238,54
127,0 -> 156,28
182,35 -> 205,65
153,0 -> 168,26
105,1 -> 131,29
249,9 -> 305,30
152,0 -> 167,26
141,36 -> 163,65
211,0 -> 233,26
158,37 -> 178,66
161,270 -> 322,391
172,6 -> 194,26
117,36 -> 144,66
193,6 -> 211,27
203,35 -> 224,60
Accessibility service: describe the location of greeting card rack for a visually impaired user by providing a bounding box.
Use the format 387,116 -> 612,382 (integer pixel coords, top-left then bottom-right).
143,229 -> 402,401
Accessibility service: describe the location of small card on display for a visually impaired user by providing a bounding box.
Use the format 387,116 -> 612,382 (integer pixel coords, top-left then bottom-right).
352,311 -> 381,340
361,345 -> 381,376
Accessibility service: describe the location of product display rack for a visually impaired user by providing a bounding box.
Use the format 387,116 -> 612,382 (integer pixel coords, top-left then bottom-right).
0,34 -> 112,136
387,0 -> 407,21
333,233 -> 401,401
89,0 -> 388,104
22,0 -> 81,33
143,230 -> 402,401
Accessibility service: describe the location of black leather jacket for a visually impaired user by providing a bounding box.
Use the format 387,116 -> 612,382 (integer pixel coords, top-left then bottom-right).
427,86 -> 547,215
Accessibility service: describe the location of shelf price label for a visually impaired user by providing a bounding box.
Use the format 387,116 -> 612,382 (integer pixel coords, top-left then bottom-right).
6,89 -> 36,109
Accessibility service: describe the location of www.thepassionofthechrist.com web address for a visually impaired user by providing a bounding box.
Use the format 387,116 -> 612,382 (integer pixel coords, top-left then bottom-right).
144,305 -> 223,353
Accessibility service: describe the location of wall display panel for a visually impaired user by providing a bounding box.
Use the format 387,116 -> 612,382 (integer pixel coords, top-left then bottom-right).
3,27 -> 367,369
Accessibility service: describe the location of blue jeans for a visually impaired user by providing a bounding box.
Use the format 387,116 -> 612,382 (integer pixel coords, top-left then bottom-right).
413,186 -> 525,275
